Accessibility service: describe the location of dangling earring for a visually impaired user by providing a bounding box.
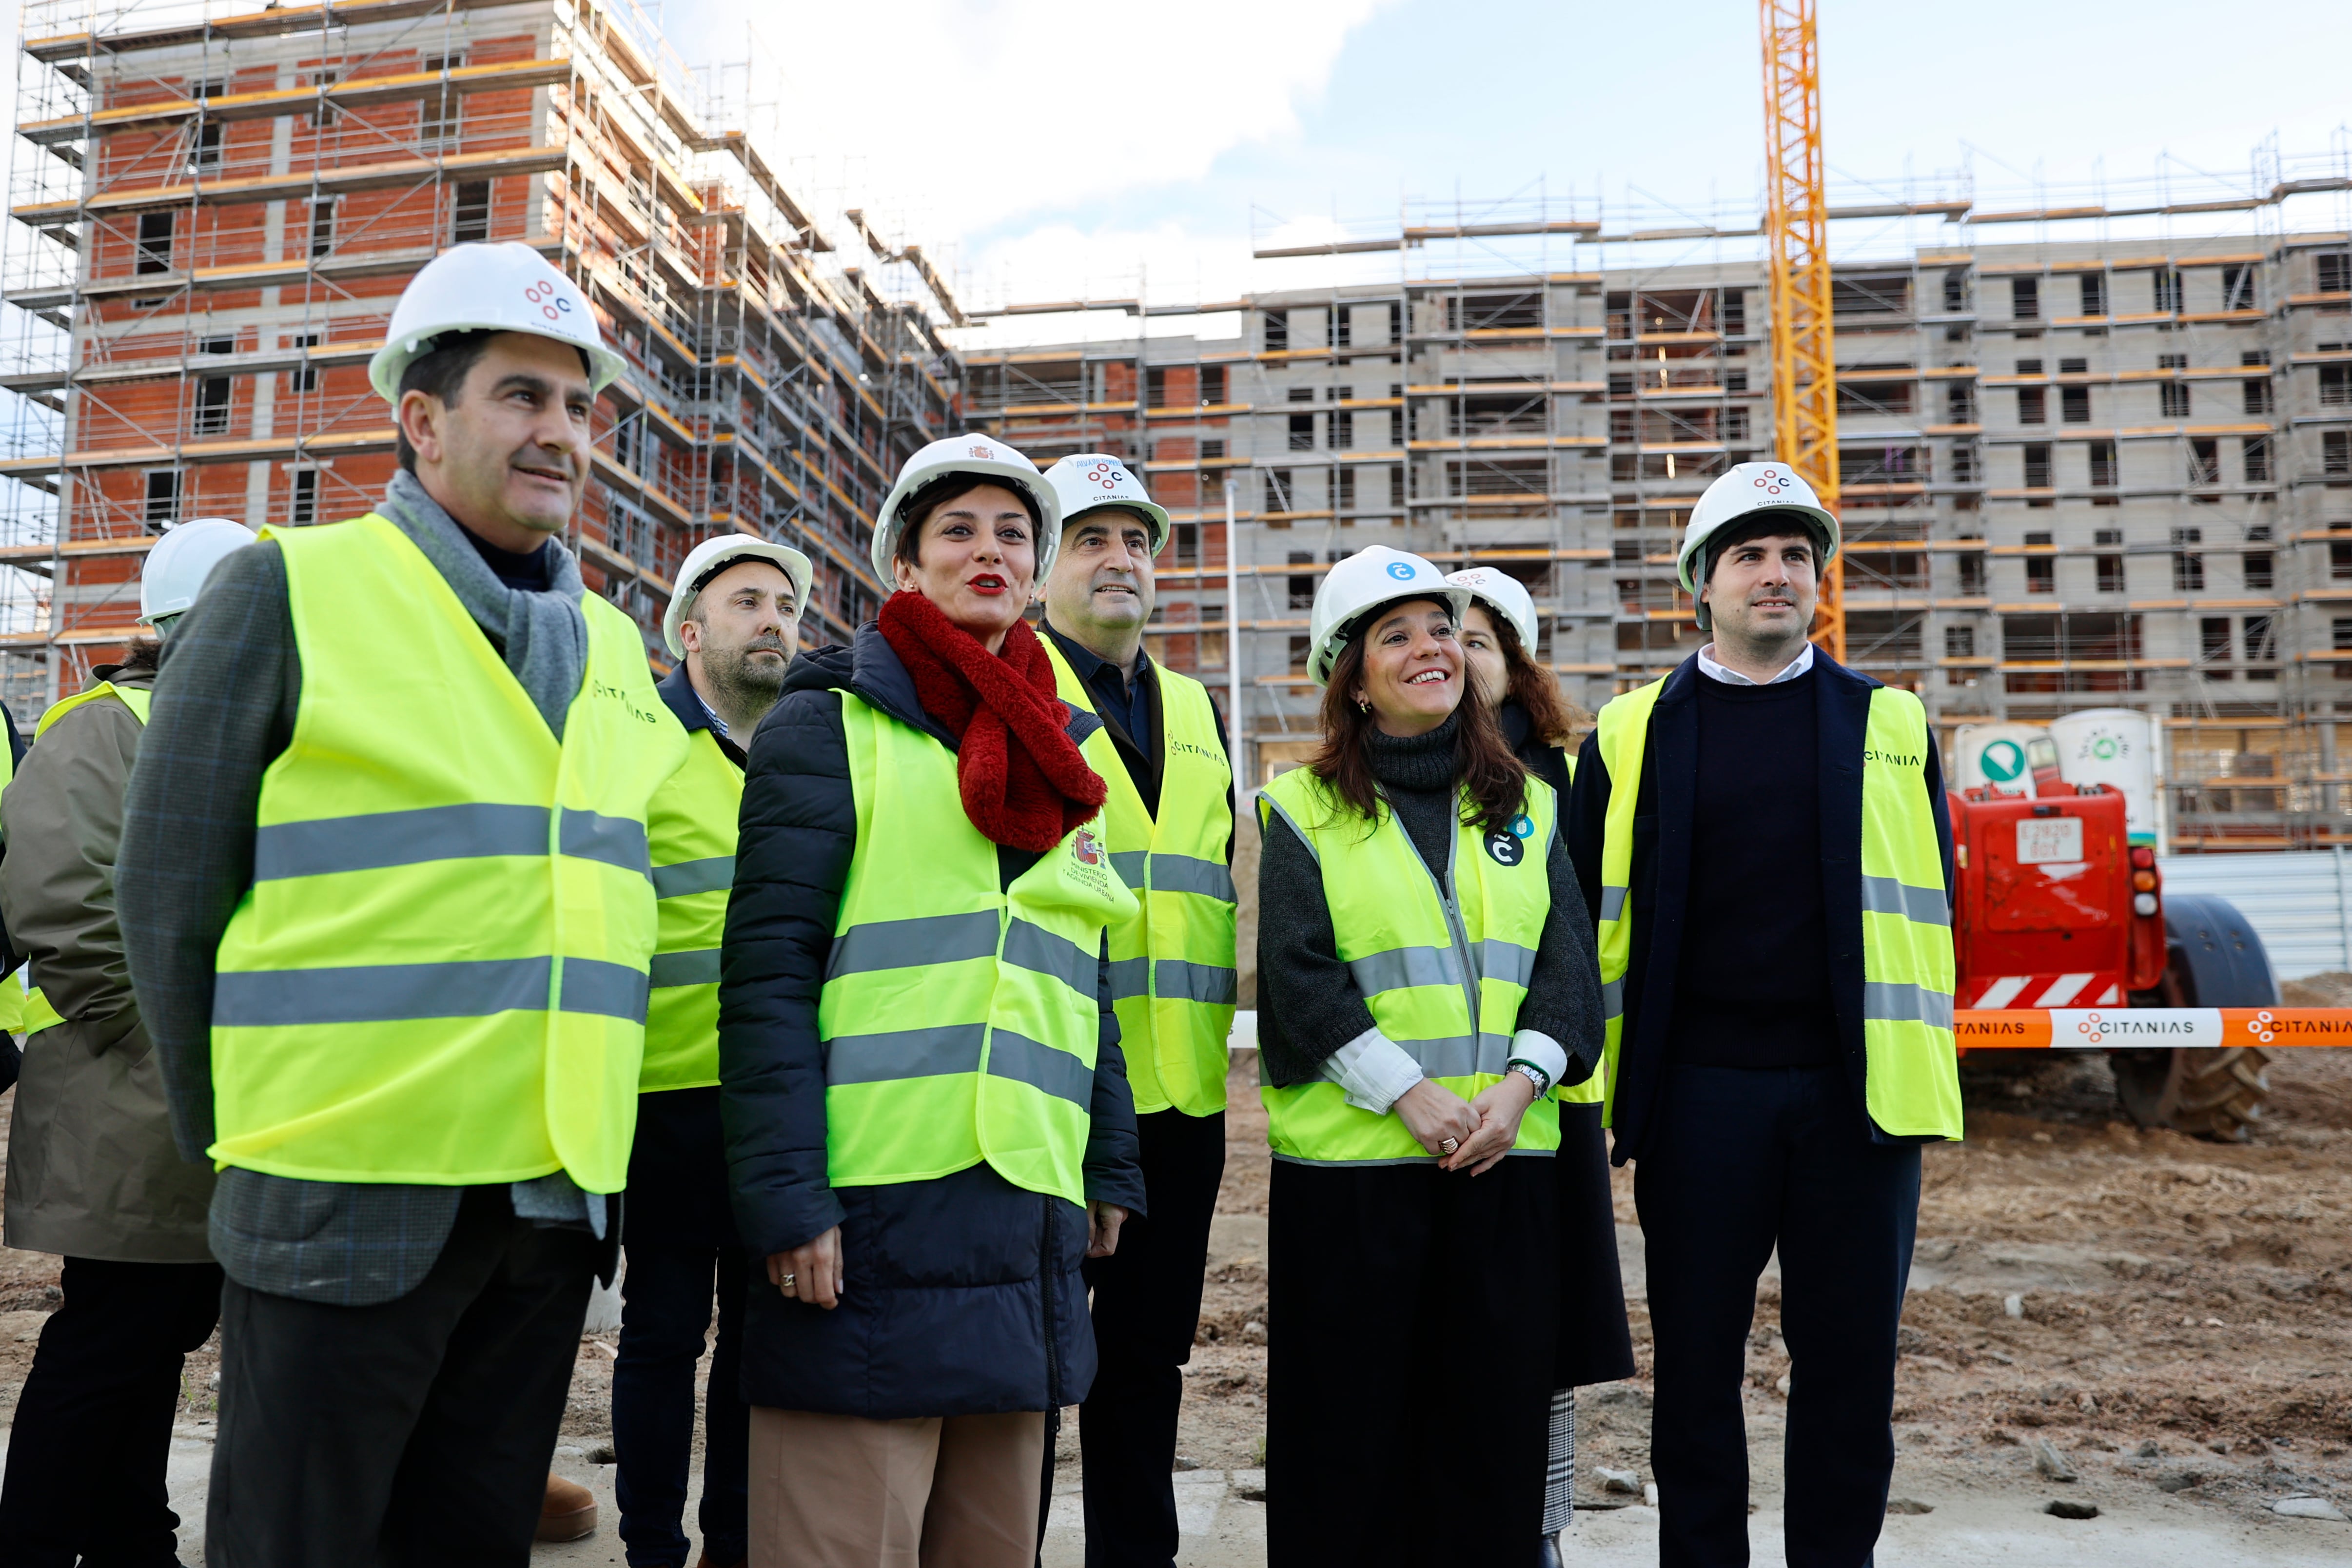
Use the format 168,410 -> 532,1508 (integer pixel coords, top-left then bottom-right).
1356,698 -> 1371,714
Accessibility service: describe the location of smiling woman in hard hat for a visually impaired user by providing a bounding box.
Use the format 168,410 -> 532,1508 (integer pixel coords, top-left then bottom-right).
0,520 -> 246,1566
1254,547 -> 1603,1567
716,434 -> 1144,1567
116,240 -> 683,1563
1449,565 -> 1631,1567
1566,461 -> 1959,1568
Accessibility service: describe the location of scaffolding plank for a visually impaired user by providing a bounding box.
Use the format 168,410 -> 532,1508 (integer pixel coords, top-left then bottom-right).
18,58 -> 573,145
14,144 -> 567,222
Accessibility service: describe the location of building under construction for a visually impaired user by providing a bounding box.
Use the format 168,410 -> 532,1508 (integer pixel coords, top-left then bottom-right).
7,1 -> 2352,851
961,201 -> 2352,851
0,0 -> 960,711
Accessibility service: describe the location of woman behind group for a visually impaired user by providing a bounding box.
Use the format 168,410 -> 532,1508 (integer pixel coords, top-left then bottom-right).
1254,548 -> 1606,1566
1451,567 -> 1636,1565
718,433 -> 1146,1567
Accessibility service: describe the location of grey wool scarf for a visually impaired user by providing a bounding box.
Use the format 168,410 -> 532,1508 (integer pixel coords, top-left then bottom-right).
377,469 -> 589,739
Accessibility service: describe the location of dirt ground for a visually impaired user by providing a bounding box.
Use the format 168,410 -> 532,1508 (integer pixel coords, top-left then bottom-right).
0,1019 -> 2348,1561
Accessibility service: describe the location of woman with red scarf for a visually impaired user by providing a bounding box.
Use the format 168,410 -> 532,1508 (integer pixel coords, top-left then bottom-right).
718,433 -> 1145,1567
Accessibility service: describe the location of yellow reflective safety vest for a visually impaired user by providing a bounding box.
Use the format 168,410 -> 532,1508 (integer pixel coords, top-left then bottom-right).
1592,672 -> 1961,1139
1042,638 -> 1237,1118
10,682 -> 153,1037
641,721 -> 741,1092
819,692 -> 1138,1207
0,727 -> 15,1037
208,515 -> 686,1193
1257,765 -> 1559,1164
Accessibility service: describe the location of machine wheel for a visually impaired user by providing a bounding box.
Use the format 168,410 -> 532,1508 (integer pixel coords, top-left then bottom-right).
2112,893 -> 2278,1141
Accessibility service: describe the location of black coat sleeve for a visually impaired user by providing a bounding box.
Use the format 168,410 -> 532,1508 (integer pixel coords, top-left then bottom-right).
1083,938 -> 1146,1215
717,687 -> 856,1257
1253,804 -> 1380,1088
1566,731 -> 1609,927
1512,830 -> 1604,1087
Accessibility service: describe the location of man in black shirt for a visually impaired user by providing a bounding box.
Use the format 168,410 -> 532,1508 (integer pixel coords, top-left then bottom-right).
1568,463 -> 1956,1568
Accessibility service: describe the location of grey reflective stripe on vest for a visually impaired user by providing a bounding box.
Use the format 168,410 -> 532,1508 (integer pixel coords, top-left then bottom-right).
255,803 -> 649,881
1155,959 -> 1239,1006
1347,944 -> 1465,997
648,948 -> 720,989
1598,885 -> 1627,922
984,1029 -> 1094,1108
1860,875 -> 1950,927
558,811 -> 652,874
1477,939 -> 1537,990
826,910 -> 1000,982
1863,980 -> 1954,1031
826,1023 -> 983,1086
1601,975 -> 1624,1020
652,855 -> 736,900
213,955 -> 647,1025
1001,919 -> 1096,995
1397,1030 -> 1516,1080
823,1023 -> 1093,1109
1110,957 -> 1152,1002
1109,850 -> 1237,903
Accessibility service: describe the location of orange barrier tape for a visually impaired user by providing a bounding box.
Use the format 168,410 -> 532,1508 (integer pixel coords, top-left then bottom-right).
1956,1008 -> 2352,1049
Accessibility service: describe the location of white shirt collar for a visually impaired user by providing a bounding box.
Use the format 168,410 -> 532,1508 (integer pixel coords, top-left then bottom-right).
1696,641 -> 1815,687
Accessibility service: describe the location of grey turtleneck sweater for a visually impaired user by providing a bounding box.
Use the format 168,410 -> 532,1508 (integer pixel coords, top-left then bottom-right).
1255,710 -> 1603,1094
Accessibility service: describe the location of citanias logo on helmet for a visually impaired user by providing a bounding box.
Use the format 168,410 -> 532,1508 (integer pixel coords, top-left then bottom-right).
1087,461 -> 1121,490
1754,469 -> 1787,495
521,279 -> 572,322
1385,560 -> 1416,581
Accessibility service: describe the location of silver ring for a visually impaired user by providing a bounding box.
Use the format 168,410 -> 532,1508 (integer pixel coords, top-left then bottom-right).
781,1274 -> 797,1291
1439,1137 -> 1460,1155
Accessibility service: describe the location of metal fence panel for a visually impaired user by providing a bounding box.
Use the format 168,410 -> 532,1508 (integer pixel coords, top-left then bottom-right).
2157,850 -> 2352,980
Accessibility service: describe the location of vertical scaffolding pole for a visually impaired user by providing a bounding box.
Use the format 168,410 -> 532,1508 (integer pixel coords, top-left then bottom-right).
1758,0 -> 1842,658
1225,474 -> 1243,798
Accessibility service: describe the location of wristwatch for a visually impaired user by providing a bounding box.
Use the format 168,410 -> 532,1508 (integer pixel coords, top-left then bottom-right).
1508,1061 -> 1550,1097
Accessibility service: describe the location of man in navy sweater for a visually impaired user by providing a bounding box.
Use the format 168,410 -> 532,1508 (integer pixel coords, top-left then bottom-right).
1568,463 -> 1958,1568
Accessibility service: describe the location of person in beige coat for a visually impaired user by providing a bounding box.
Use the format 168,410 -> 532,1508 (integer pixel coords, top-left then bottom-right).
0,519 -> 252,1566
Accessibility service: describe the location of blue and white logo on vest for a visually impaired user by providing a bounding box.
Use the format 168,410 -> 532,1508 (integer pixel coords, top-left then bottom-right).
1485,829 -> 1524,867
1509,813 -> 1535,839
1385,560 -> 1416,581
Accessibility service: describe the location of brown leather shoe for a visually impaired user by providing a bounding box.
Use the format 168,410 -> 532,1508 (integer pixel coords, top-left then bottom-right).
537,1472 -> 598,1542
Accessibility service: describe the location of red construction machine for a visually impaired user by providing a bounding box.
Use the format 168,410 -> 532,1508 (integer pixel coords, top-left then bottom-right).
1948,778 -> 2285,1139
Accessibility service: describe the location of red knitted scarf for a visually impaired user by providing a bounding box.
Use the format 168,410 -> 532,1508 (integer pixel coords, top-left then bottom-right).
878,591 -> 1106,852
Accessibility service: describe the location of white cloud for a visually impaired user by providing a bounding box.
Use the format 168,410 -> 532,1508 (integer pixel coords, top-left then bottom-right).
673,0 -> 1397,304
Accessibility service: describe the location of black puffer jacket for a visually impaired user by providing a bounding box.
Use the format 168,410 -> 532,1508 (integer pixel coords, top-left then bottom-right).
718,625 -> 1146,1418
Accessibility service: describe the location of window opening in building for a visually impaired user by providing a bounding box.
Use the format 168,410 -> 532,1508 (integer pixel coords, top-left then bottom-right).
421,54 -> 464,149
2079,276 -> 2106,315
2011,277 -> 2039,319
144,470 -> 180,528
2320,253 -> 2351,294
290,331 -> 320,392
451,180 -> 491,243
136,211 -> 173,274
2095,529 -> 2125,592
2221,264 -> 2256,312
2153,269 -> 2183,313
309,197 -> 334,257
2175,528 -> 2207,590
191,81 -> 225,170
2022,444 -> 2052,488
193,374 -> 232,435
291,469 -> 317,527
1264,312 -> 1289,352
2244,526 -> 2273,590
2200,616 -> 2232,679
2025,532 -> 2055,593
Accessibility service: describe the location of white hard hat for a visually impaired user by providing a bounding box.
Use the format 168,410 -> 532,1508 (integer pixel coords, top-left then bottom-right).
1042,454 -> 1170,554
1446,567 -> 1539,654
664,534 -> 816,661
1305,547 -> 1472,688
871,433 -> 1063,586
1677,460 -> 1841,630
139,516 -> 257,625
369,242 -> 627,403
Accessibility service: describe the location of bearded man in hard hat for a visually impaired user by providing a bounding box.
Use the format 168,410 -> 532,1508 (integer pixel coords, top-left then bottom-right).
116,242 -> 685,1567
0,520 -> 248,1566
1033,454 -> 1236,1566
614,533 -> 808,1568
1565,462 -> 1960,1568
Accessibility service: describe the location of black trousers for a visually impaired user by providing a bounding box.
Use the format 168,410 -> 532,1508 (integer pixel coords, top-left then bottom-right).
205,1186 -> 598,1568
1266,1156 -> 1557,1568
1072,1107 -> 1224,1568
613,1243 -> 749,1568
0,1256 -> 223,1568
1634,1065 -> 1920,1568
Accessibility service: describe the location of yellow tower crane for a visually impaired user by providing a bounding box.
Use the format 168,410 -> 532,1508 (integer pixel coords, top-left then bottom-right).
1759,0 -> 1842,660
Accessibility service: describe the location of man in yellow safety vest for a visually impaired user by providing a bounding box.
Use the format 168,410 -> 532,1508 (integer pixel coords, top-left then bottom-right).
614,532 -> 809,1568
1566,461 -> 1959,1568
117,242 -> 683,1566
1035,454 -> 1238,1564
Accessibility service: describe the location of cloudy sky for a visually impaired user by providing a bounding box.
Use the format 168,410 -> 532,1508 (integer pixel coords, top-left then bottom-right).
666,0 -> 2352,340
